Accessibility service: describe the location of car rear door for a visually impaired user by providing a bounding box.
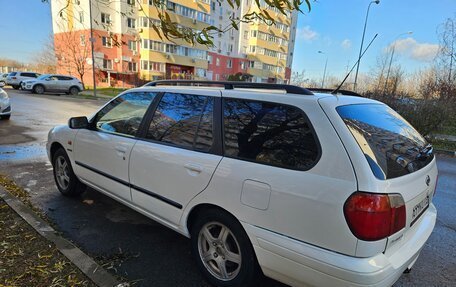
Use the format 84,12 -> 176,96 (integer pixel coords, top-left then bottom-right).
129,90 -> 222,225
73,91 -> 158,202
55,76 -> 71,92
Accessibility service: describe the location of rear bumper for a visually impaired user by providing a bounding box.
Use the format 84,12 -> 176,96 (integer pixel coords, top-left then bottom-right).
243,203 -> 436,287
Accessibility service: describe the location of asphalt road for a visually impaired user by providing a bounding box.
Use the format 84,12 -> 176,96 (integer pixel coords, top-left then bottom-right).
0,88 -> 455,287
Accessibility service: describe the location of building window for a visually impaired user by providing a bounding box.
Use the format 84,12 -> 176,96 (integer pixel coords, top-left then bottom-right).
216,58 -> 220,66
243,31 -> 248,39
240,61 -> 246,70
128,62 -> 137,72
101,13 -> 111,24
226,59 -> 232,68
102,36 -> 112,47
128,40 -> 136,51
142,38 -> 149,49
196,68 -> 206,77
208,55 -> 213,64
215,74 -> 220,80
79,11 -> 84,23
80,35 -> 86,46
127,18 -> 136,28
127,0 -> 135,5
228,44 -> 233,52
141,60 -> 165,72
103,59 -> 113,70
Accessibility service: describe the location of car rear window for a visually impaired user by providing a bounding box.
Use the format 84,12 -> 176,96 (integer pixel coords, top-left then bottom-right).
9,72 -> 17,76
337,104 -> 433,180
223,98 -> 320,170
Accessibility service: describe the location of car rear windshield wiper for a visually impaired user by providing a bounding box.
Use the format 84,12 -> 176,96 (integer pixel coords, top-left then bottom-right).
417,144 -> 433,159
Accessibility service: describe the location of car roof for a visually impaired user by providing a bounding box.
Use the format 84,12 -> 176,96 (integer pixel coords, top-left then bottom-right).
117,82 -> 382,106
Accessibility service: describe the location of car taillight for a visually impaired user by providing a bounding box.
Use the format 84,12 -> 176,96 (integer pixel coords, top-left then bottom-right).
433,174 -> 439,196
344,192 -> 406,241
12,77 -> 17,79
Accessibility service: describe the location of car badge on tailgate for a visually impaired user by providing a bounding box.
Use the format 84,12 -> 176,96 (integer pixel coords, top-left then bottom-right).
425,175 -> 430,186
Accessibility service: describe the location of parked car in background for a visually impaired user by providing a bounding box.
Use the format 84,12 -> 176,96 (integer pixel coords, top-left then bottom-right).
0,88 -> 11,120
0,73 -> 9,87
6,71 -> 40,89
47,81 -> 437,287
22,74 -> 84,95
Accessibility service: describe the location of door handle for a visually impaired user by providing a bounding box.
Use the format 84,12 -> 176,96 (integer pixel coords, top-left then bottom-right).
115,145 -> 128,160
184,163 -> 203,174
115,146 -> 128,153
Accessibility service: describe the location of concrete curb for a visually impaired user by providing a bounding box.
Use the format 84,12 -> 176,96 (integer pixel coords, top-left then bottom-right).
0,186 -> 125,287
434,149 -> 456,157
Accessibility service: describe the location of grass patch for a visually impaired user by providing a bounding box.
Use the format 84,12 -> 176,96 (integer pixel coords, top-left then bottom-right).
429,139 -> 456,151
0,175 -> 94,286
82,88 -> 127,98
436,124 -> 456,137
0,199 -> 95,287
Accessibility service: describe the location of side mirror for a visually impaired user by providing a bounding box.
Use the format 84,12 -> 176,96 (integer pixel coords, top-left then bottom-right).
45,78 -> 51,81
69,116 -> 89,129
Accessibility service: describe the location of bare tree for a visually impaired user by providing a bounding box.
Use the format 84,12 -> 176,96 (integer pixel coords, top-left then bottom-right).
437,17 -> 456,84
31,34 -> 57,73
290,70 -> 308,87
54,29 -> 90,87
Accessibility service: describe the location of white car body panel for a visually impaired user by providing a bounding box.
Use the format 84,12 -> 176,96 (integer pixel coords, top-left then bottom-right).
0,89 -> 11,116
73,130 -> 136,202
46,86 -> 438,287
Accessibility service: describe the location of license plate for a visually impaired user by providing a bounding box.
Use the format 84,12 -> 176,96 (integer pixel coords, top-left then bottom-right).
411,195 -> 430,226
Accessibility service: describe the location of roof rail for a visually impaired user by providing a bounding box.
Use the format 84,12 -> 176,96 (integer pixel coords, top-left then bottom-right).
144,80 -> 314,95
307,88 -> 362,97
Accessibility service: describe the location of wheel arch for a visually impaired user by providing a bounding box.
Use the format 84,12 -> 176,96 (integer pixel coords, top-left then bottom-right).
34,83 -> 45,91
69,85 -> 81,92
186,203 -> 242,238
50,142 -> 65,162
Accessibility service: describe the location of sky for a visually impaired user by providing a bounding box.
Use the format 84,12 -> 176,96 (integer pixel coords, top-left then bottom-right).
0,0 -> 454,80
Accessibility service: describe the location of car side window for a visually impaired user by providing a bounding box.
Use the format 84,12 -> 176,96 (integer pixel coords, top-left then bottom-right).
223,98 -> 319,170
145,93 -> 214,152
93,92 -> 157,137
56,76 -> 68,81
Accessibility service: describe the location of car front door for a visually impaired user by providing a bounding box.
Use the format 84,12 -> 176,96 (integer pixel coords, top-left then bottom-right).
44,76 -> 59,91
129,91 -> 223,224
73,92 -> 157,202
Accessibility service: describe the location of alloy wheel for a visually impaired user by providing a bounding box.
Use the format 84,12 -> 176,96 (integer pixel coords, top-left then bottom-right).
55,155 -> 70,190
198,222 -> 242,281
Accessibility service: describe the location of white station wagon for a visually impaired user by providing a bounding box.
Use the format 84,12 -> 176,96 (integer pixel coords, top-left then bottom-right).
47,81 -> 437,287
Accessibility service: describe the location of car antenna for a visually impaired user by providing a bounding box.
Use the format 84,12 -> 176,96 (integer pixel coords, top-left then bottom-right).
332,33 -> 378,95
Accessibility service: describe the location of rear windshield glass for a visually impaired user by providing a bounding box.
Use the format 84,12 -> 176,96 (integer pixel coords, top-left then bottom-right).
337,104 -> 433,180
9,72 -> 17,76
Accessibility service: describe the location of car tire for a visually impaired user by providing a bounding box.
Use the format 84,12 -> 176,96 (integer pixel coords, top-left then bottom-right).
69,86 -> 80,96
18,82 -> 23,90
33,85 -> 45,94
191,208 -> 260,287
0,115 -> 10,120
52,148 -> 86,197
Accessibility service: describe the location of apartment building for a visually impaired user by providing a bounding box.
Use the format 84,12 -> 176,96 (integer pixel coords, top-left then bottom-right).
51,0 -> 298,87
